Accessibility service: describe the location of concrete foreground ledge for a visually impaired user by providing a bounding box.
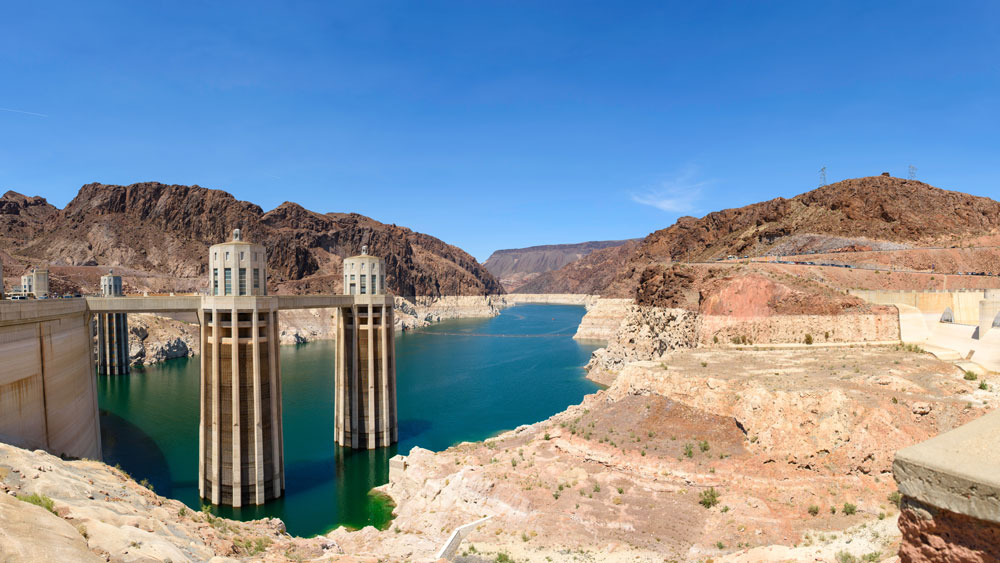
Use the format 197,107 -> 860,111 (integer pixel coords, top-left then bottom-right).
893,409 -> 1000,524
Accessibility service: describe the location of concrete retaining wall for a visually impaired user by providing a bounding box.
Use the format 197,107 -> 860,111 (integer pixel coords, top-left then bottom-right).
850,289 -> 988,326
700,312 -> 900,345
0,300 -> 101,460
893,409 -> 1000,561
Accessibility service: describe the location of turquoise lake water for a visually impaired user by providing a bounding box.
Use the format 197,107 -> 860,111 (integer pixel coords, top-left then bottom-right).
97,304 -> 600,537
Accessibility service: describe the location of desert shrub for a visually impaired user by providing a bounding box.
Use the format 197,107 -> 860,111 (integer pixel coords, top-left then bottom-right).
699,487 -> 720,509
683,443 -> 694,458
887,491 -> 902,507
804,334 -> 814,345
964,371 -> 978,381
842,502 -> 857,515
808,504 -> 820,516
699,440 -> 710,452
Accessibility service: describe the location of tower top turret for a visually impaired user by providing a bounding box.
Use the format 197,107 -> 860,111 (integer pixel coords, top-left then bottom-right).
208,229 -> 268,296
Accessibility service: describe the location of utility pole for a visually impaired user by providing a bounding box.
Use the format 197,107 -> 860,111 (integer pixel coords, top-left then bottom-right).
819,166 -> 827,187
908,165 -> 917,180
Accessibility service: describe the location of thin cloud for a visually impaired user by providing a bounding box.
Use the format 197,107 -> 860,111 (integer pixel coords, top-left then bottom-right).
0,107 -> 49,118
630,168 -> 712,213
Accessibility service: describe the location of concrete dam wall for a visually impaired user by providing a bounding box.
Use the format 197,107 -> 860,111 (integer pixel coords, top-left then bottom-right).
849,289 -> 1000,326
0,300 -> 101,460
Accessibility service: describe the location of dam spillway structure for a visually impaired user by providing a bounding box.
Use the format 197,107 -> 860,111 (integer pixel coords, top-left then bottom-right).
334,246 -> 398,449
199,229 -> 284,507
95,270 -> 129,375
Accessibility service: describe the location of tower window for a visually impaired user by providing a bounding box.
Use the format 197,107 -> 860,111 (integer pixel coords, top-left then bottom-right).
225,251 -> 230,261
240,251 -> 245,261
239,268 -> 247,295
253,269 -> 259,291
213,269 -> 219,295
224,268 -> 232,295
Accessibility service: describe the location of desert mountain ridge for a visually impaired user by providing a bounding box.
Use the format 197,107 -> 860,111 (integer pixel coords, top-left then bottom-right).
0,182 -> 503,297
484,238 -> 639,291
519,175 -> 1000,297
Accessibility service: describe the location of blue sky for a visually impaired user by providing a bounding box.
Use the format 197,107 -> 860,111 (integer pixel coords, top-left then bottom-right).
1,2 -> 998,261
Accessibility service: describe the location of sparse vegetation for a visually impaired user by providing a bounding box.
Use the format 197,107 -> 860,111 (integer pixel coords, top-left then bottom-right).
699,487 -> 720,509
887,491 -> 902,507
16,493 -> 56,515
808,504 -> 819,516
842,502 -> 857,515
233,536 -> 272,556
964,371 -> 978,381
698,440 -> 710,452
683,443 -> 694,458
804,333 -> 813,345
980,381 -> 989,390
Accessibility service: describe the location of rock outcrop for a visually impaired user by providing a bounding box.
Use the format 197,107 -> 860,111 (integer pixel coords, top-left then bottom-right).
585,306 -> 700,385
127,313 -> 199,366
393,295 -> 509,331
572,298 -> 633,341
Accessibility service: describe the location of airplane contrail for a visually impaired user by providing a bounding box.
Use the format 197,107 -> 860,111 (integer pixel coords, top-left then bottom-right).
0,107 -> 49,118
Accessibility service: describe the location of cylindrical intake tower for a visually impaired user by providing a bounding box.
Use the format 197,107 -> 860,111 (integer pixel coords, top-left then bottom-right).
96,269 -> 129,375
199,229 -> 284,507
335,245 -> 398,449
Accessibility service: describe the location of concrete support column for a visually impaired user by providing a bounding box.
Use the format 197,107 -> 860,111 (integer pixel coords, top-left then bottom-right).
388,306 -> 398,444
367,302 -> 376,449
351,304 -> 359,449
379,304 -> 389,446
268,308 -> 281,499
230,305 -> 241,507
210,306 -> 221,505
334,297 -> 397,450
198,309 -> 207,500
251,305 -> 264,505
199,297 -> 282,507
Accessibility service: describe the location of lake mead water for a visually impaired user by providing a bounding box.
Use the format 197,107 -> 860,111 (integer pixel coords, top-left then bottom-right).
97,304 -> 600,537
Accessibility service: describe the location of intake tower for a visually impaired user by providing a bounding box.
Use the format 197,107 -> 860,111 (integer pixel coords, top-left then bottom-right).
199,229 -> 283,507
96,270 -> 129,375
334,246 -> 398,449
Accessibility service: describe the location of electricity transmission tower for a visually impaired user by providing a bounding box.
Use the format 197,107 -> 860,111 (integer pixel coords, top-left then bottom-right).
908,165 -> 917,180
819,167 -> 827,187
